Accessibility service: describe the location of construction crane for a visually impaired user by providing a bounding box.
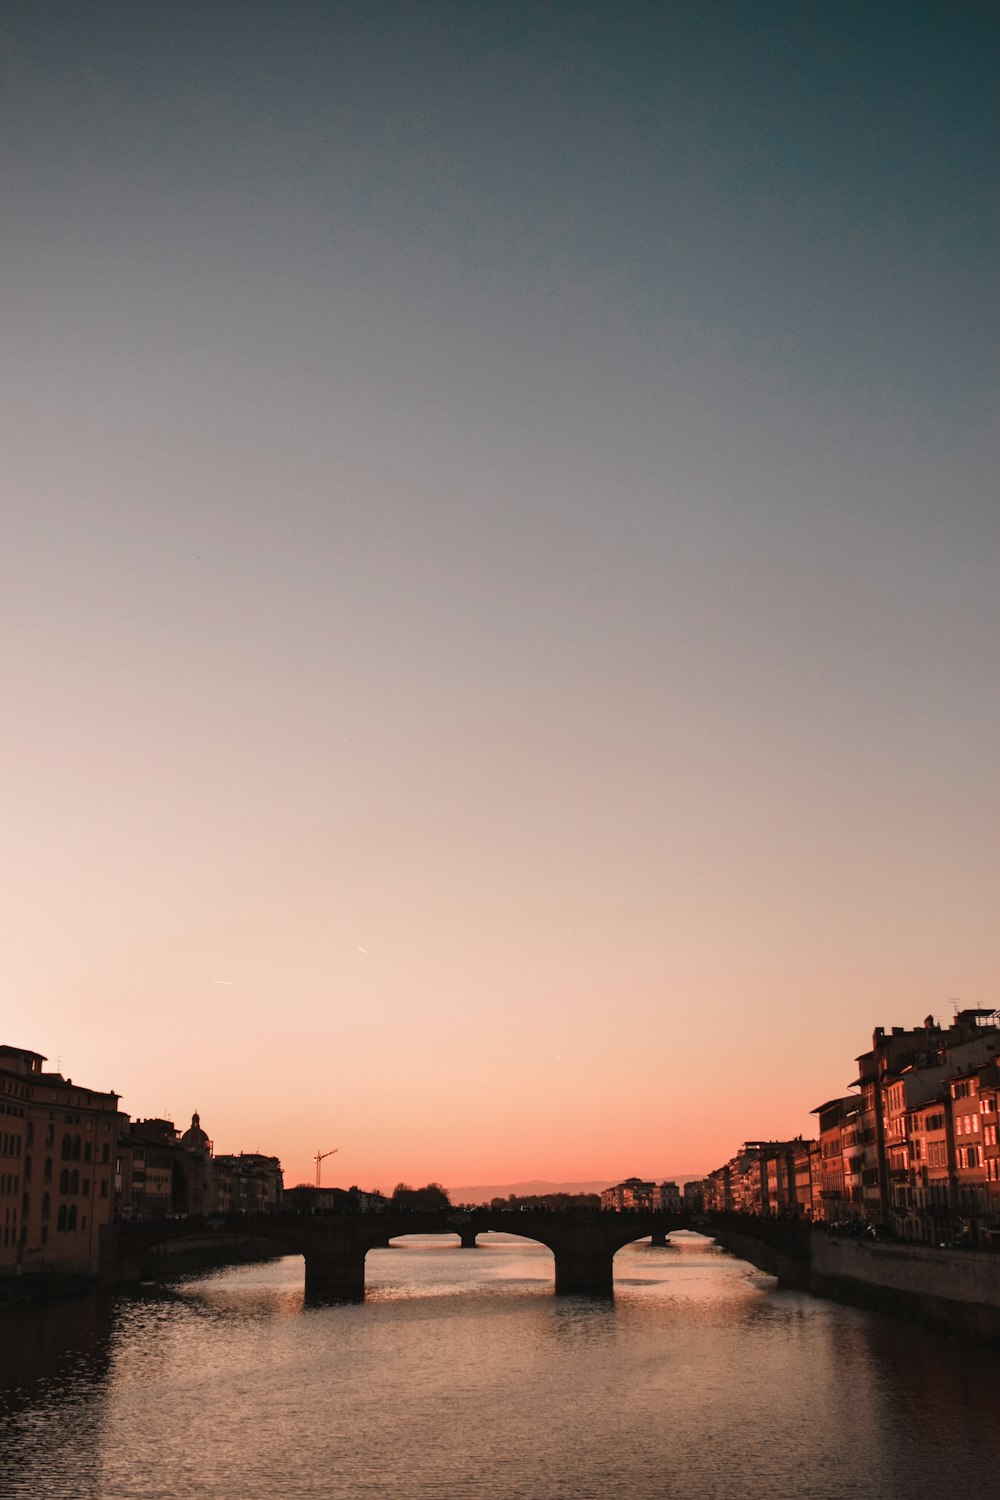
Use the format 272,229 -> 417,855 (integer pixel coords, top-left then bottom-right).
314,1147 -> 339,1188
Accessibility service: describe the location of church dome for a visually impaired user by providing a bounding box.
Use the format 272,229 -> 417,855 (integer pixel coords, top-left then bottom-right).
180,1111 -> 212,1153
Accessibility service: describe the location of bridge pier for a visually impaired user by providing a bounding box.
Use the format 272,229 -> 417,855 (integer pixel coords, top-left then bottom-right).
553,1249 -> 614,1297
303,1252 -> 366,1302
458,1226 -> 479,1249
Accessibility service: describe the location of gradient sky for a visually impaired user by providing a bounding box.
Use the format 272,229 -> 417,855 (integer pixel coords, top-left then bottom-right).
3,1 -> 998,1191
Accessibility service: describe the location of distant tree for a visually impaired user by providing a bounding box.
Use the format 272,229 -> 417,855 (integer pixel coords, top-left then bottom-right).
392,1182 -> 451,1210
421,1182 -> 450,1209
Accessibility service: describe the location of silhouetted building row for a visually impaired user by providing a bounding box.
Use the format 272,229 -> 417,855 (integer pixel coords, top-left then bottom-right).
0,1043 -> 285,1280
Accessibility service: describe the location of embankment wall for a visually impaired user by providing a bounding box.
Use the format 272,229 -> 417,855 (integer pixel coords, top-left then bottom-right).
138,1234 -> 282,1279
809,1233 -> 1000,1343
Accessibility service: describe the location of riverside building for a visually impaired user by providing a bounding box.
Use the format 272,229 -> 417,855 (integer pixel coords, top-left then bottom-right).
0,1045 -> 119,1278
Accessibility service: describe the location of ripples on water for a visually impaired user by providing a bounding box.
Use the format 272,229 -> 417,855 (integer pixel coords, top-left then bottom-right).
2,1232 -> 998,1500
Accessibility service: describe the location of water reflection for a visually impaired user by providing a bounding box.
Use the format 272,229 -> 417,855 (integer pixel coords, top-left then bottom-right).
2,1237 -> 999,1500
0,1294 -> 116,1500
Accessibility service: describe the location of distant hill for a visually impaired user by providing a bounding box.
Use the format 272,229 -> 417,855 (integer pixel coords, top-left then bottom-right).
449,1176 -> 707,1205
448,1180 -> 612,1205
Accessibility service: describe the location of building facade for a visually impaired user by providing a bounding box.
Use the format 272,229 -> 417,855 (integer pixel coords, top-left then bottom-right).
0,1045 -> 119,1277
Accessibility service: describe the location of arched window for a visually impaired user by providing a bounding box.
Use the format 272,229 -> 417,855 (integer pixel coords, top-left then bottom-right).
24,1155 -> 31,1182
67,1204 -> 78,1230
41,1192 -> 50,1220
59,1169 -> 69,1194
70,1170 -> 79,1194
61,1134 -> 71,1159
43,1157 -> 52,1183
72,1136 -> 81,1161
57,1204 -> 67,1231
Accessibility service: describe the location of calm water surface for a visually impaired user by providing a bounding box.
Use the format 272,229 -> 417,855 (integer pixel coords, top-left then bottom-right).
1,1231 -> 998,1499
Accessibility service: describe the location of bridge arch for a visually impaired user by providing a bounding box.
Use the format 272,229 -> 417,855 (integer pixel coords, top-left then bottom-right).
378,1226 -> 558,1263
105,1215 -> 312,1284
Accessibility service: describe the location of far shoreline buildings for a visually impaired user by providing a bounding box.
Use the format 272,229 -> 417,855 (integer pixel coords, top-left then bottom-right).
600,1178 -> 682,1213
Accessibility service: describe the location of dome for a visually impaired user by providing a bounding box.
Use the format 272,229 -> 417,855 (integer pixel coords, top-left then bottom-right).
180,1111 -> 211,1153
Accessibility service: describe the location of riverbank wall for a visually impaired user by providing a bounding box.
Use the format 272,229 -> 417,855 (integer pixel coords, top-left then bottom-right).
130,1233 -> 282,1280
807,1233 -> 1000,1343
1,1235 -> 282,1305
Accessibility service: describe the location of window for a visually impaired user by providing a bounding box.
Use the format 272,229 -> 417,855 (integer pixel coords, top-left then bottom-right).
59,1169 -> 69,1194
43,1157 -> 52,1184
57,1204 -> 67,1231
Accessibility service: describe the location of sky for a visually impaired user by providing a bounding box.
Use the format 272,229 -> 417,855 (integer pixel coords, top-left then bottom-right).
2,0 -> 998,1192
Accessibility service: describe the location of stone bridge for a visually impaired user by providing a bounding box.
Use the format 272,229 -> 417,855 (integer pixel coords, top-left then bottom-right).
101,1209 -> 811,1299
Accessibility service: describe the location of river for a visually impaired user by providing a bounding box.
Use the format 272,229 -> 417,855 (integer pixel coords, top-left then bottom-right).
1,1231 -> 998,1499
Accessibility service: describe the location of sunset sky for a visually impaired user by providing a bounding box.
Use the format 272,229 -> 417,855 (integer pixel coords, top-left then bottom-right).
3,1 -> 998,1191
